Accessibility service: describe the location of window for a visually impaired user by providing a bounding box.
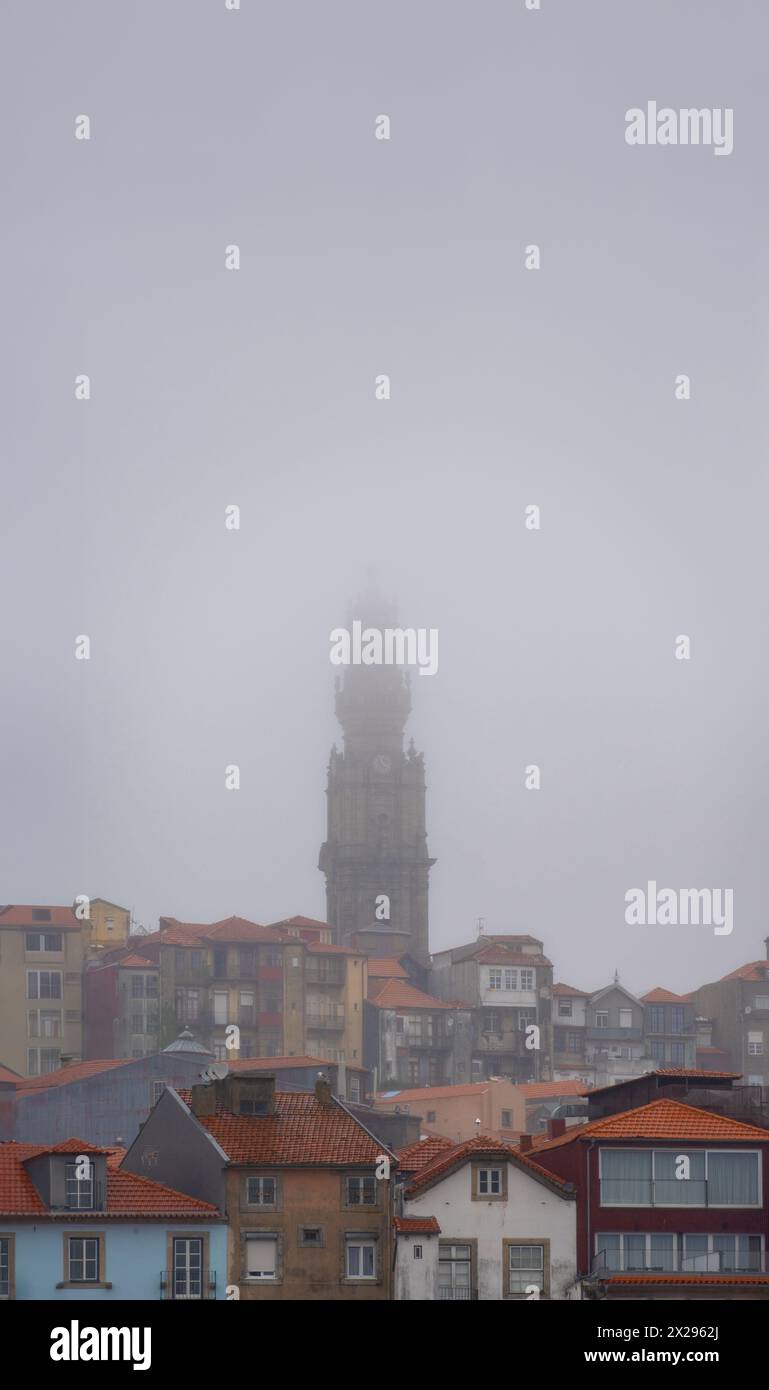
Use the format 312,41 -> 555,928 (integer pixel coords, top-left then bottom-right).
130,1012 -> 144,1034
31,909 -> 51,921
558,998 -> 573,1017
507,1242 -> 545,1297
213,948 -> 228,978
619,1009 -> 633,1029
501,1109 -> 512,1128
671,1006 -> 686,1035
427,1110 -> 436,1123
66,1161 -> 95,1209
299,1227 -> 323,1247
173,1237 -> 203,1298
438,1243 -> 472,1299
25,932 -> 63,952
27,1047 -> 60,1076
413,1244 -> 423,1260
518,1010 -> 536,1032
600,1148 -> 760,1207
407,1059 -> 419,1085
471,1058 -> 482,1077
485,1011 -> 501,1033
105,918 -> 114,933
594,1011 -> 608,1029
189,950 -> 203,972
519,969 -> 534,991
488,969 -> 502,991
246,1177 -> 276,1206
26,971 -> 62,1000
477,1167 -> 502,1196
239,947 -> 257,975
671,1041 -> 686,1065
754,996 -> 769,1012
346,1176 -> 376,1206
175,949 -> 188,972
28,1009 -> 62,1039
131,974 -> 145,998
245,1234 -> 277,1281
595,1233 -> 676,1273
567,1032 -> 582,1053
0,1237 -> 12,1298
682,1234 -> 762,1273
504,969 -> 517,991
748,1042 -> 764,1056
213,991 -> 229,1025
175,987 -> 199,1022
349,1076 -> 361,1103
649,1038 -> 665,1060
345,1238 -> 376,1279
67,1236 -> 100,1283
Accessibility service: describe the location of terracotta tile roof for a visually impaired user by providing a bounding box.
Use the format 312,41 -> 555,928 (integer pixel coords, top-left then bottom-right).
0,1065 -> 21,1085
640,986 -> 691,1004
0,1142 -> 221,1218
0,905 -> 80,928
519,1080 -> 591,1099
179,1090 -> 389,1166
552,982 -> 589,997
721,960 -> 769,983
602,1274 -> 769,1287
396,1135 -> 455,1173
367,957 -> 409,979
224,1056 -> 367,1073
473,946 -> 552,967
16,1059 -> 134,1092
269,916 -> 330,930
117,954 -> 157,969
377,1082 -> 492,1104
394,1216 -> 441,1234
158,916 -> 286,945
531,1098 -> 769,1152
406,1134 -> 570,1197
367,979 -> 455,1010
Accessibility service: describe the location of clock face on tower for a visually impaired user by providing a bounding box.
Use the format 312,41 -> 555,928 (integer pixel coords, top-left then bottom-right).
372,753 -> 392,774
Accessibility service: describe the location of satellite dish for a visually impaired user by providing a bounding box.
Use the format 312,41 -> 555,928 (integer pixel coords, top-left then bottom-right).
200,1062 -> 230,1084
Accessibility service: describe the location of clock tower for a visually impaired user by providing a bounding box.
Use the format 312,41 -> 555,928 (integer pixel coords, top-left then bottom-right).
318,598 -> 435,963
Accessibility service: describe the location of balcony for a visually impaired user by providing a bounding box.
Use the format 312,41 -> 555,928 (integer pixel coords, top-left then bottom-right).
400,1030 -> 452,1051
593,1251 -> 764,1276
586,1028 -> 642,1042
306,1009 -> 345,1031
437,1287 -> 478,1301
159,1270 -> 217,1300
173,967 -> 211,986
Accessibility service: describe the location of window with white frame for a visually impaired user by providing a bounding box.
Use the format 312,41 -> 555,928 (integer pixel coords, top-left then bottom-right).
619,1009 -> 633,1029
477,1167 -> 502,1196
438,1243 -> 472,1298
557,998 -> 573,1017
25,932 -> 63,953
65,1160 -> 95,1209
345,1237 -> 376,1279
67,1236 -> 100,1283
27,1047 -> 60,1076
748,1032 -> 764,1056
26,970 -> 62,1000
594,1011 -> 609,1029
599,1148 -> 760,1207
346,1175 -> 376,1206
754,997 -> 769,1012
246,1176 -> 276,1206
245,1233 -> 277,1280
519,969 -> 534,991
507,1243 -> 545,1296
503,968 -> 517,991
28,1009 -> 62,1039
173,1237 -> 203,1298
0,1237 -> 10,1297
488,969 -> 502,990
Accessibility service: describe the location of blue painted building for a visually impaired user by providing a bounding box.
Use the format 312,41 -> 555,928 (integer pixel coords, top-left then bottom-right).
0,1138 -> 227,1300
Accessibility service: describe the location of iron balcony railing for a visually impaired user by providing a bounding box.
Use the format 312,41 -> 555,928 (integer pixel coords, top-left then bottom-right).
306,1010 -> 345,1030
159,1270 -> 217,1300
593,1250 -> 764,1276
437,1287 -> 478,1301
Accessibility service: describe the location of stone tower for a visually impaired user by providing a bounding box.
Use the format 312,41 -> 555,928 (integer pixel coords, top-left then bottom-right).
318,596 -> 435,963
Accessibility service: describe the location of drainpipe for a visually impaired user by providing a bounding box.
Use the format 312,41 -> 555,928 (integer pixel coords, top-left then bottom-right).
586,1139 -> 596,1292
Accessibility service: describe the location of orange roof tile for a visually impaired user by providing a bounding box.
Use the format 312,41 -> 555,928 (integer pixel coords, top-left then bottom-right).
602,1274 -> 769,1287
16,1059 -> 134,1092
552,982 -> 589,997
0,1142 -> 221,1218
376,1082 -> 492,1104
519,1080 -> 591,1099
721,960 -> 769,983
0,905 -> 80,928
394,1216 -> 441,1234
180,1090 -> 389,1166
0,1065 -> 21,1085
473,946 -> 552,967
117,954 -> 157,969
158,916 -> 286,945
406,1134 -> 570,1197
269,916 -> 330,930
396,1135 -> 455,1173
367,958 -> 409,980
367,979 -> 455,1010
640,986 -> 691,1004
224,1056 -> 367,1073
531,1098 -> 769,1152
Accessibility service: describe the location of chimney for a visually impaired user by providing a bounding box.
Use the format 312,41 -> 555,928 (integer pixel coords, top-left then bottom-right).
547,1117 -> 566,1139
315,1073 -> 334,1108
518,1134 -> 533,1152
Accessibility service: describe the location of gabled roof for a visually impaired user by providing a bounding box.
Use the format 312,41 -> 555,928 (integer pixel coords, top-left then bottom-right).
640,986 -> 691,1004
367,979 -> 455,1011
530,1098 -> 769,1152
721,960 -> 769,984
394,1216 -> 441,1235
396,1135 -> 455,1174
0,905 -> 79,929
117,954 -> 157,969
585,1067 -> 740,1097
176,1090 -> 389,1167
0,1141 -> 221,1219
437,937 -> 549,967
405,1134 -> 571,1198
268,916 -> 330,931
367,957 -> 409,980
158,916 -> 286,945
16,1059 -> 134,1092
589,982 -> 642,1008
0,1064 -> 22,1085
552,982 -> 589,998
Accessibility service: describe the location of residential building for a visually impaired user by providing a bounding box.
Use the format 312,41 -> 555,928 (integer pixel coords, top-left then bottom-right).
0,1138 -> 226,1300
640,987 -> 697,1069
0,906 -> 85,1078
529,1098 -> 769,1299
4,1031 -> 214,1146
364,977 -> 468,1089
393,1134 -> 579,1300
374,1077 -> 525,1143
692,945 -> 769,1085
584,981 -> 653,1087
83,899 -> 132,954
552,983 -> 592,1083
84,951 -> 160,1059
222,1055 -> 370,1105
318,593 -> 435,964
583,1066 -> 769,1132
121,1071 -> 396,1300
430,934 -> 554,1083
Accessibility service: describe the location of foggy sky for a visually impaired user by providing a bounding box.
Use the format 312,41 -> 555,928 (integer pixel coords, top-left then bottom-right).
2,0 -> 767,996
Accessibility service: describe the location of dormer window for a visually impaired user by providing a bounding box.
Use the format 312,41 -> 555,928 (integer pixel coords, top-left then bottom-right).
65,1160 -> 95,1209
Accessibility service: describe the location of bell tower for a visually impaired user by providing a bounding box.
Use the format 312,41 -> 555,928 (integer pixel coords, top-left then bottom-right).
318,595 -> 435,963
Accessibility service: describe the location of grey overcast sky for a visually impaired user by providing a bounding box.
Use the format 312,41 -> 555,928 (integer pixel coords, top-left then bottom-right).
2,1 -> 767,995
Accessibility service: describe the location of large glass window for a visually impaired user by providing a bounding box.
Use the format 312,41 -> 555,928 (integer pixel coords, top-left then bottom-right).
600,1148 -> 760,1207
438,1243 -> 472,1299
68,1237 -> 99,1283
708,1152 -> 759,1206
507,1244 -> 544,1296
600,1150 -> 652,1205
173,1237 -> 203,1298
